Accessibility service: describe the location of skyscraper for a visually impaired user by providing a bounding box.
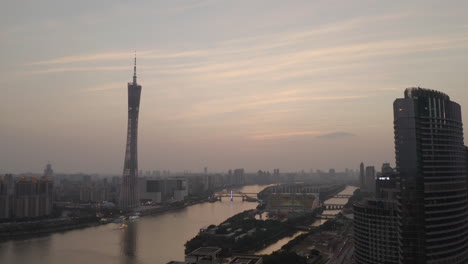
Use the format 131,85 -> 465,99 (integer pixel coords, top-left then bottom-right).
364,166 -> 375,193
394,88 -> 468,263
354,166 -> 399,264
359,162 -> 365,189
43,163 -> 54,179
119,56 -> 142,209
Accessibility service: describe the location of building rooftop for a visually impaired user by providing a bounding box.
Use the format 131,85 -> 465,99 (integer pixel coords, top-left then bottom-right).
404,87 -> 449,100
187,247 -> 222,257
229,255 -> 263,264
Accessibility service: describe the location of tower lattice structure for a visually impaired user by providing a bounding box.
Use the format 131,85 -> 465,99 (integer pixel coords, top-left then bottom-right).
119,56 -> 142,209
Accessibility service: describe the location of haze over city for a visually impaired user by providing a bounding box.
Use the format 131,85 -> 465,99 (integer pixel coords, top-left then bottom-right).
2,0 -> 468,174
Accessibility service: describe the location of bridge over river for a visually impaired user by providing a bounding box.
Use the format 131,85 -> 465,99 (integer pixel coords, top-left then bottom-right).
212,190 -> 259,201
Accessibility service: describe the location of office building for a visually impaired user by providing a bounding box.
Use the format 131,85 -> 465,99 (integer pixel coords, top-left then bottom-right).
394,88 -> 468,263
138,178 -> 188,203
364,166 -> 375,193
354,198 -> 398,264
359,162 -> 365,189
354,169 -> 399,264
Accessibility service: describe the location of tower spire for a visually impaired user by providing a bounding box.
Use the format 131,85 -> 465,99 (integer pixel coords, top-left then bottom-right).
133,51 -> 137,85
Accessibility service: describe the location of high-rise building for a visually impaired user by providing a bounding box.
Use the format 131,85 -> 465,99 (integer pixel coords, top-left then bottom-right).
359,162 -> 365,189
273,168 -> 280,183
13,176 -> 53,218
394,88 -> 468,263
354,167 -> 399,264
364,166 -> 375,193
354,199 -> 399,264
0,174 -> 14,218
119,56 -> 142,209
43,163 -> 54,179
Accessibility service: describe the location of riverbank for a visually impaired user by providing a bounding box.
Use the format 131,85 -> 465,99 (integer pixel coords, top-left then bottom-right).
0,216 -> 106,241
263,187 -> 361,263
184,185 -> 352,258
0,184 -> 261,242
184,208 -> 321,256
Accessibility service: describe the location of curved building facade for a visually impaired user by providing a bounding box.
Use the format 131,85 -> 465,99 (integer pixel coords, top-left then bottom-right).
354,199 -> 398,264
394,88 -> 468,263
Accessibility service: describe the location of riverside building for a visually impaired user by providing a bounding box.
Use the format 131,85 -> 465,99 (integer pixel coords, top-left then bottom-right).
354,168 -> 399,264
394,88 -> 468,263
354,88 -> 468,264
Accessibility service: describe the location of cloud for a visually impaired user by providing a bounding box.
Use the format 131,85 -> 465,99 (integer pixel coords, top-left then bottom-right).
248,130 -> 321,140
164,91 -> 371,122
27,12 -> 412,67
30,52 -> 136,65
316,132 -> 356,139
27,66 -> 128,74
81,82 -> 124,92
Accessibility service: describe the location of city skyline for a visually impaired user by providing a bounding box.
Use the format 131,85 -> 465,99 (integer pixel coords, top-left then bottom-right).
2,1 -> 468,174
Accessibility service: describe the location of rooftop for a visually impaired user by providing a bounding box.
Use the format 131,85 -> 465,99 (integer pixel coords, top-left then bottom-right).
187,247 -> 222,256
229,255 -> 263,264
404,87 -> 450,100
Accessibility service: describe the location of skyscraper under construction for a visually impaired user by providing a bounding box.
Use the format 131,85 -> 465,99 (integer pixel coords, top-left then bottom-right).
119,56 -> 142,209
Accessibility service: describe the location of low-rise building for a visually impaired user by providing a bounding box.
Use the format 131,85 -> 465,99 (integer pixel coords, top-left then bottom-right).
185,247 -> 222,264
229,255 -> 263,264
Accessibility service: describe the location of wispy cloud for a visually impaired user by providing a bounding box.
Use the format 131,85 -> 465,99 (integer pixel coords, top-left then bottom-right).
165,91 -> 370,122
28,66 -> 128,74
81,82 -> 123,92
27,12 -> 412,67
30,52 -> 134,65
317,132 -> 356,139
249,130 -> 322,140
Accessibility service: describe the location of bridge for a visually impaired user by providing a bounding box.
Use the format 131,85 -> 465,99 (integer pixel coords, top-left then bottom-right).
318,213 -> 337,219
212,191 -> 258,201
324,204 -> 345,210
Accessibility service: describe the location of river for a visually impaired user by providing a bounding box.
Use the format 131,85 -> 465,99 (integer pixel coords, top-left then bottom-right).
0,185 -> 269,264
0,185 -> 357,264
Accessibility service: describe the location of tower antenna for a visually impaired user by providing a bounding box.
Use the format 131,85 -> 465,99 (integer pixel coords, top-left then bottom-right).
133,51 -> 137,85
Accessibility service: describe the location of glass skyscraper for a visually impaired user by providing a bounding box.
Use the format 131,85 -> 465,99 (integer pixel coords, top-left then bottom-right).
394,88 -> 468,263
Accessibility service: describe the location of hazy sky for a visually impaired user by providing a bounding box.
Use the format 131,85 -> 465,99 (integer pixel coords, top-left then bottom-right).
1,0 -> 468,174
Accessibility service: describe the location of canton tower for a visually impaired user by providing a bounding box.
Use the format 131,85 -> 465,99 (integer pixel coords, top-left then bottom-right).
119,56 -> 142,209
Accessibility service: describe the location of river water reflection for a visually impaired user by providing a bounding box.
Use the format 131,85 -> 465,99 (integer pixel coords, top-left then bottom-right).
0,185 -> 270,264
0,185 -> 356,264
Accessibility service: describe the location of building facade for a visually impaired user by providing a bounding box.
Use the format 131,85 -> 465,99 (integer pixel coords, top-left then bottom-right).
0,174 -> 13,218
394,88 -> 468,263
13,176 -> 54,218
138,177 -> 188,203
364,166 -> 375,193
354,170 -> 399,264
359,162 -> 365,189
119,57 -> 142,209
354,199 -> 399,264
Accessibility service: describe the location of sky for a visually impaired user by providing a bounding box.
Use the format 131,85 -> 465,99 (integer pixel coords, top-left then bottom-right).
1,0 -> 468,174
